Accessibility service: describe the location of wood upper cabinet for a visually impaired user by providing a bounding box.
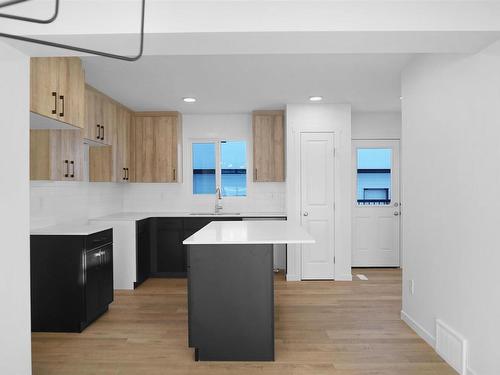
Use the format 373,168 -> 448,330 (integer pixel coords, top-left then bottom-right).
89,147 -> 113,182
131,112 -> 182,183
30,129 -> 83,181
30,57 -> 85,129
252,110 -> 285,182
84,85 -> 114,146
113,105 -> 132,182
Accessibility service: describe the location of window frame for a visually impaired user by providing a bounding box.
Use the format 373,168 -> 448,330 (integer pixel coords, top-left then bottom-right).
190,138 -> 248,197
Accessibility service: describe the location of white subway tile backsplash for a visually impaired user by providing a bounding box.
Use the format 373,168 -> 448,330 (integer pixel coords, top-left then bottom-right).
30,181 -> 124,229
31,180 -> 286,230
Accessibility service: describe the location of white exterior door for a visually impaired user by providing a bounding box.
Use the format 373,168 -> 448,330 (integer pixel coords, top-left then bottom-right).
352,140 -> 400,267
300,132 -> 335,280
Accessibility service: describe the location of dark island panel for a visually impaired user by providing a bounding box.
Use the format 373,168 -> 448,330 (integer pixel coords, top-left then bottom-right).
187,243 -> 274,361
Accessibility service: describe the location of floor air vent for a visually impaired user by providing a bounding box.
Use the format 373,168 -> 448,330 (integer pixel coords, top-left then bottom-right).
436,319 -> 468,375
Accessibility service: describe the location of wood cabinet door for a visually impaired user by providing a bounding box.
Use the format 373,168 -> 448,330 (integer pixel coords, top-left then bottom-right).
89,146 -> 113,182
30,58 -> 59,121
113,106 -> 131,182
154,116 -> 178,182
133,116 -> 155,182
253,111 -> 285,182
30,130 -> 51,180
101,98 -> 115,146
58,57 -> 85,129
60,130 -> 83,181
84,87 -> 103,142
132,114 -> 179,183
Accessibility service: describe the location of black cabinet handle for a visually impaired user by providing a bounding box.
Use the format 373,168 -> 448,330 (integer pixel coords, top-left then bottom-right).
255,168 -> 258,180
123,168 -> 126,181
59,95 -> 65,117
173,168 -> 176,181
51,92 -> 57,114
126,168 -> 129,180
100,126 -> 104,141
70,160 -> 75,178
96,125 -> 101,140
64,160 -> 69,178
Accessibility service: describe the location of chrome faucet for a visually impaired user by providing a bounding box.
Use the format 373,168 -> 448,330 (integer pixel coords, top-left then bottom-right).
215,186 -> 223,214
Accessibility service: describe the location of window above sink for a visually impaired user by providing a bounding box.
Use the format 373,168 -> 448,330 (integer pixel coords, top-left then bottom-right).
192,140 -> 247,197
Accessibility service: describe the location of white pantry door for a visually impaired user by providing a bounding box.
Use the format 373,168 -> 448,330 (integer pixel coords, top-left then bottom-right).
300,132 -> 335,280
352,140 -> 400,267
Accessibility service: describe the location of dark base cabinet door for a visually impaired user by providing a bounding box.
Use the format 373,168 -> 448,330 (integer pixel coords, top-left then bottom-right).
156,218 -> 184,276
85,244 -> 113,327
136,219 -> 151,286
100,245 -> 114,306
85,248 -> 103,324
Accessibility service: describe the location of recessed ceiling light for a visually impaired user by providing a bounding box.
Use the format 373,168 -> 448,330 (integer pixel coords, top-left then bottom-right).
183,97 -> 196,103
309,96 -> 323,102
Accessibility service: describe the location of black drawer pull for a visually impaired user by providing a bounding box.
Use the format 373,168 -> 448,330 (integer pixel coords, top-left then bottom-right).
59,95 -> 65,117
52,92 -> 57,114
64,160 -> 69,178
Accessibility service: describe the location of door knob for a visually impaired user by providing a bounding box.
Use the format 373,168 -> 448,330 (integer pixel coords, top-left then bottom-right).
303,212 -> 309,217
394,211 -> 400,216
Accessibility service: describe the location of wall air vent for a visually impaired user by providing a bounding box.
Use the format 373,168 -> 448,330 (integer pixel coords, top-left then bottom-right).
436,319 -> 468,375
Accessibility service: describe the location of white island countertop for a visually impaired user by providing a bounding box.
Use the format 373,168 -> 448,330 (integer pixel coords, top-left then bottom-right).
183,220 -> 315,245
31,222 -> 113,236
91,212 -> 287,221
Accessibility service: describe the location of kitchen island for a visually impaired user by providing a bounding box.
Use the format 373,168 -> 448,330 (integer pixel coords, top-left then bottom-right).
183,220 -> 314,361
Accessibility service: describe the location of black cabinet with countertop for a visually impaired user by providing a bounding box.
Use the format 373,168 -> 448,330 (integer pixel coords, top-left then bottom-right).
134,216 -> 286,285
30,229 -> 113,332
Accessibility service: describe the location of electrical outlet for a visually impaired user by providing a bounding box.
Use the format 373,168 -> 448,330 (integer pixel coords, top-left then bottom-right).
409,279 -> 415,295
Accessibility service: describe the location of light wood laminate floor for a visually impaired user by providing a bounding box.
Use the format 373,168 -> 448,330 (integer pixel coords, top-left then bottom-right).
32,269 -> 454,375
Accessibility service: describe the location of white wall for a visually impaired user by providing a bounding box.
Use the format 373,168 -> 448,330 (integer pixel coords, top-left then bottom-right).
0,42 -> 32,375
286,104 -> 352,281
352,111 -> 401,139
401,46 -> 500,375
123,114 -> 286,214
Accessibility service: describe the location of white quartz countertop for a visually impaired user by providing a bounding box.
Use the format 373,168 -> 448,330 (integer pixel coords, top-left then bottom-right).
31,222 -> 113,236
91,212 -> 287,222
183,221 -> 315,245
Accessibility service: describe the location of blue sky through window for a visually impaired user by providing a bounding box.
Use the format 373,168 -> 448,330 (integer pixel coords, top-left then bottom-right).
192,141 -> 247,196
357,148 -> 392,204
357,148 -> 391,169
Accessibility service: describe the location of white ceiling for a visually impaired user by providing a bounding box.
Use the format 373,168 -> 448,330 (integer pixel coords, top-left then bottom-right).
82,54 -> 413,113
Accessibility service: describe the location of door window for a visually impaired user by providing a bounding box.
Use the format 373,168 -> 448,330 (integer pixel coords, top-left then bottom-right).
356,148 -> 392,205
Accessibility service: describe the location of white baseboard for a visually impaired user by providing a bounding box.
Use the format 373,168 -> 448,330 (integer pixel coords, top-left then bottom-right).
286,273 -> 300,281
335,273 -> 353,281
401,310 -> 436,348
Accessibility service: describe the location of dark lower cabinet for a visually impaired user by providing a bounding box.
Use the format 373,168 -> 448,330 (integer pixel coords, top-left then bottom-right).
136,219 -> 152,287
156,218 -> 185,276
136,216 -> 278,282
30,229 -> 113,332
85,244 -> 113,324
